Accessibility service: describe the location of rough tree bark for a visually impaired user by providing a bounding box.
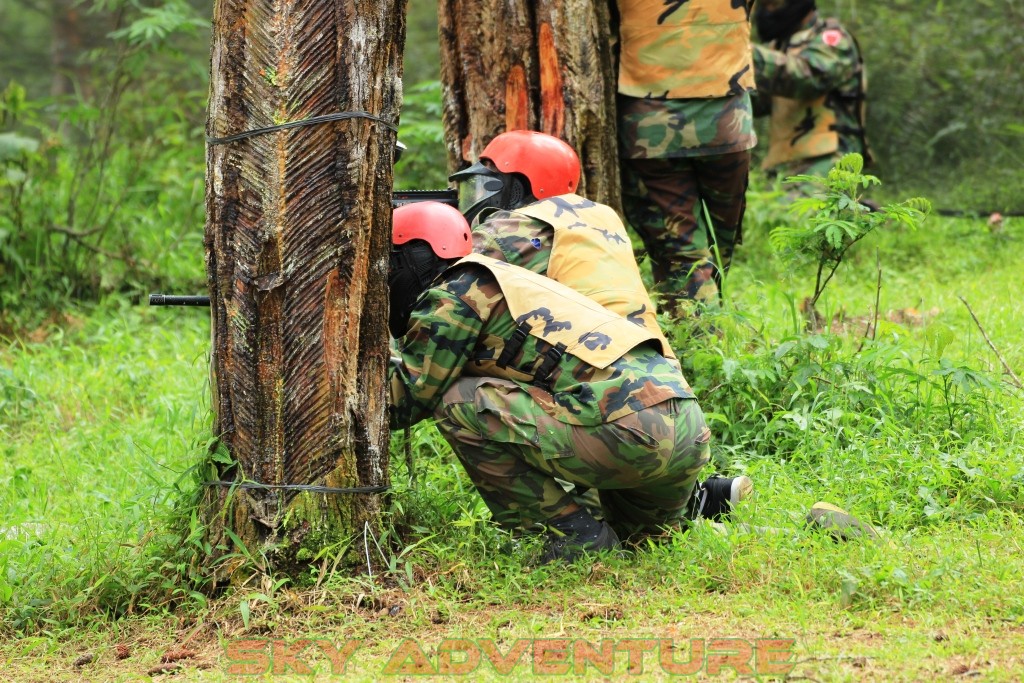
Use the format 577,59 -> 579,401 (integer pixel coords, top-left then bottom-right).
438,0 -> 621,211
203,0 -> 406,573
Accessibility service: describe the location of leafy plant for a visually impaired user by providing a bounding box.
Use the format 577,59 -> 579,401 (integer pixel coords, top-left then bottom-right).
769,154 -> 931,325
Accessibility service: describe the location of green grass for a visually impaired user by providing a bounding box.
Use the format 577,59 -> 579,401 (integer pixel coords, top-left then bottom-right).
1,199 -> 1023,680
0,300 -> 212,632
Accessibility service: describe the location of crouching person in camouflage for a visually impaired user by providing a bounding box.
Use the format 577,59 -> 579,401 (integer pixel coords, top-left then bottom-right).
453,130 -> 751,514
388,201 -> 713,562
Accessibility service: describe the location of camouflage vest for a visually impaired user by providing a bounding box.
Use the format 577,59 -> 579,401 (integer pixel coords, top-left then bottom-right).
763,18 -> 866,170
453,254 -> 667,384
513,194 -> 677,360
617,0 -> 755,99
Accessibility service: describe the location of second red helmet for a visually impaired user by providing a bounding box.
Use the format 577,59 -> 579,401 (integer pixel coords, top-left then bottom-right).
392,201 -> 472,258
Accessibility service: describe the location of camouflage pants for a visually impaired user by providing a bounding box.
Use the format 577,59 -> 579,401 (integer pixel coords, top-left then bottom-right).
435,376 -> 711,536
621,151 -> 750,306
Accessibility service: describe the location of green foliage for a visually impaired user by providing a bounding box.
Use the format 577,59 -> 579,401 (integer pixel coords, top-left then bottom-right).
404,2 -> 443,86
0,301 -> 214,633
0,0 -> 208,322
834,0 -> 1024,208
769,154 -> 930,309
674,308 -> 1009,488
0,4 -> 1023,674
394,80 -> 448,191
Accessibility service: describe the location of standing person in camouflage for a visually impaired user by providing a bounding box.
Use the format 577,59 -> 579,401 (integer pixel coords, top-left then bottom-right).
752,0 -> 871,181
388,201 -> 724,562
451,130 -> 753,510
615,0 -> 757,308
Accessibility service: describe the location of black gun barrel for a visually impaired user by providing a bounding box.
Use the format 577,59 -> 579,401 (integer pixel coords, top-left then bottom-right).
149,294 -> 210,306
392,188 -> 459,208
149,190 -> 458,309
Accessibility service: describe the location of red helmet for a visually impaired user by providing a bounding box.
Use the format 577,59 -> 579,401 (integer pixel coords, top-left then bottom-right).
392,201 -> 472,258
480,131 -> 580,199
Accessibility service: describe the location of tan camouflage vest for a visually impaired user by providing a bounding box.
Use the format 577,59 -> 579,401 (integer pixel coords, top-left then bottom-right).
617,0 -> 755,99
455,254 -> 666,384
763,19 -> 854,170
513,194 -> 677,360
762,96 -> 838,170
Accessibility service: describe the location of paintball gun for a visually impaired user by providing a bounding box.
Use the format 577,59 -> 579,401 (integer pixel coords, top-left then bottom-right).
149,294 -> 213,306
152,143 -> 458,307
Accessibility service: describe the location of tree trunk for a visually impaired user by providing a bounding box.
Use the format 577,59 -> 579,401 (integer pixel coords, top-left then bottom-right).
438,0 -> 621,211
49,0 -> 106,101
203,0 -> 406,575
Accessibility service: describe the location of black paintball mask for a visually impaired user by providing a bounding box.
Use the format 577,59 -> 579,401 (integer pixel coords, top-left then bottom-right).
448,162 -> 533,225
754,0 -> 816,43
388,240 -> 453,338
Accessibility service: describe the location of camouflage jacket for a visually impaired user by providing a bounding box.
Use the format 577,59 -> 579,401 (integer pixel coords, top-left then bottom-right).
615,0 -> 757,158
753,13 -> 870,169
616,0 -> 756,100
388,261 -> 692,430
472,194 -> 679,364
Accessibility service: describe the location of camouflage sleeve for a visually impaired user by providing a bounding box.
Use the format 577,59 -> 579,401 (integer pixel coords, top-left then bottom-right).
387,268 -> 491,429
752,32 -> 858,101
471,212 -> 553,274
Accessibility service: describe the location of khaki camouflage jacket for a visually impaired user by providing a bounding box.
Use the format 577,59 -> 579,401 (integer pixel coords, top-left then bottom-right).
388,262 -> 692,430
472,194 -> 679,365
753,13 -> 870,169
616,0 -> 757,158
617,0 -> 756,99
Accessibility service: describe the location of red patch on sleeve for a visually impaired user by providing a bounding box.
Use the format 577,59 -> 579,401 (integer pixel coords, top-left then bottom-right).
822,29 -> 843,47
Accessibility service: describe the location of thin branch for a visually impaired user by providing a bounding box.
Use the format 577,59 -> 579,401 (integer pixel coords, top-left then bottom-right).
49,224 -> 106,239
404,426 -> 416,487
958,296 -> 1023,389
48,224 -> 122,260
857,250 -> 882,352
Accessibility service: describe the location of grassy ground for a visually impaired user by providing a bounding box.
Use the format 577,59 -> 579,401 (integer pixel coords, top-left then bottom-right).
1,200 -> 1023,681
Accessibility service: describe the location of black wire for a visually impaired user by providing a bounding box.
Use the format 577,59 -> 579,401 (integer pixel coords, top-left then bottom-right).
203,480 -> 390,495
207,111 -> 397,146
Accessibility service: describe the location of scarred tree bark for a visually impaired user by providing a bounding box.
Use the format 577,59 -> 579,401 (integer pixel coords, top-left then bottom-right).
438,0 -> 620,211
203,0 -> 406,573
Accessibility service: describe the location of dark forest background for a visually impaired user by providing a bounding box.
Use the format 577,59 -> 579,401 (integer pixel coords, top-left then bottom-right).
1,0 -> 1021,320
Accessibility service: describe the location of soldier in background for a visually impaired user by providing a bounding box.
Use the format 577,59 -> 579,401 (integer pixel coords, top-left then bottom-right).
752,0 -> 871,181
615,0 -> 757,309
388,201 -> 718,562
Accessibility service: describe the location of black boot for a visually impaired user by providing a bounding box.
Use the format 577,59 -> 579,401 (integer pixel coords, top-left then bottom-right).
540,508 -> 620,563
689,475 -> 754,521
